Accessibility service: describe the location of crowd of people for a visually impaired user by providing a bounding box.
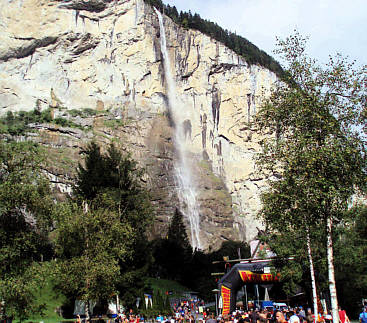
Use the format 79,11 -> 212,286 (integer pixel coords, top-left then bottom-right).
206,306 -> 353,323
143,305 -> 355,323
76,303 -> 367,323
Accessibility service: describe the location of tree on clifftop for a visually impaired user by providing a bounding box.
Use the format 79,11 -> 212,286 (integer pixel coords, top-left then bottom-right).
255,32 -> 366,322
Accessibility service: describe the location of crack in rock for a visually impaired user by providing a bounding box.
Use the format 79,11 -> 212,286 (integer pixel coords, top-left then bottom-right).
53,0 -> 113,13
0,37 -> 58,62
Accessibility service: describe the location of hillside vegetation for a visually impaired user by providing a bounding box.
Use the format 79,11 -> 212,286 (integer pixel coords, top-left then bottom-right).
145,0 -> 283,76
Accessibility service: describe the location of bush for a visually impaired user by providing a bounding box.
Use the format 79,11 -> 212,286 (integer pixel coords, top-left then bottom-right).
0,108 -> 89,135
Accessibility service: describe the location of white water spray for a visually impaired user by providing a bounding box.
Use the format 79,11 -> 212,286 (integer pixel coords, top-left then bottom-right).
154,8 -> 202,250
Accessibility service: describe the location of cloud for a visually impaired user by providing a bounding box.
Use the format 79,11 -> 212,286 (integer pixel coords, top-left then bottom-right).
164,0 -> 367,66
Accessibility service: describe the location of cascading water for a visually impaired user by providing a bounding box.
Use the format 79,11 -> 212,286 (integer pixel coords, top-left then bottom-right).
154,8 -> 202,250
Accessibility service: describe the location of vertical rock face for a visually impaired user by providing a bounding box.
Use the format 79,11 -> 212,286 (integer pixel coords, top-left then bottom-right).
0,0 -> 276,250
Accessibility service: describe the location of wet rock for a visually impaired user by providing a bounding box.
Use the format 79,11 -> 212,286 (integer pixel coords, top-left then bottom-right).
0,0 -> 277,249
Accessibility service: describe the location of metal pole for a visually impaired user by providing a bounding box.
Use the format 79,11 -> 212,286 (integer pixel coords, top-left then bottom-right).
116,294 -> 120,314
244,285 -> 248,311
193,303 -> 196,322
212,289 -> 220,317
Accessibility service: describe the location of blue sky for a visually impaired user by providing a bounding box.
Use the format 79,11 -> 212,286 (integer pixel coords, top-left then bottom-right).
164,0 -> 367,67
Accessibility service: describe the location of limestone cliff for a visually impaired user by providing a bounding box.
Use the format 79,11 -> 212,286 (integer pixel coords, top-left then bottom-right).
0,0 -> 276,250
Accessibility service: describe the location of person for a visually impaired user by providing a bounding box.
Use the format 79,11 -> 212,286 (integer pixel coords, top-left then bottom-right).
338,307 -> 350,323
289,310 -> 300,323
250,309 -> 259,323
305,309 -> 313,323
323,312 -> 332,323
207,313 -> 217,323
224,315 -> 233,323
360,307 -> 367,323
244,312 -> 251,323
299,308 -> 306,321
275,311 -> 287,323
259,310 -> 268,323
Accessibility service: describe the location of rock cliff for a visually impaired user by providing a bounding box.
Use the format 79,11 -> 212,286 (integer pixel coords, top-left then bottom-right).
0,0 -> 276,250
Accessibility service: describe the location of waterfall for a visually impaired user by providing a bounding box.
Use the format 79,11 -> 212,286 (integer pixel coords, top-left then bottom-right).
154,8 -> 202,250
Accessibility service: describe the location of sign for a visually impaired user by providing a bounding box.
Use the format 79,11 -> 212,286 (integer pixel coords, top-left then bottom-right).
221,286 -> 231,315
239,270 -> 279,283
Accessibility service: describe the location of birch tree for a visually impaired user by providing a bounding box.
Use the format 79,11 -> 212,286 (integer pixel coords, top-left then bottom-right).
255,32 -> 366,322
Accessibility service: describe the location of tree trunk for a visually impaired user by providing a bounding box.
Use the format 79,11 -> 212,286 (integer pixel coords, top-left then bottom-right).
85,300 -> 90,322
306,229 -> 318,322
326,217 -> 339,323
83,201 -> 90,322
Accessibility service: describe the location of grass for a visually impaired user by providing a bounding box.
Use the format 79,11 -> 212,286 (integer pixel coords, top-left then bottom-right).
29,278 -> 66,322
103,119 -> 125,129
15,277 -> 189,323
198,160 -> 222,184
68,108 -> 97,118
13,272 -> 67,323
147,278 -> 190,297
18,319 -> 74,323
14,275 -> 190,323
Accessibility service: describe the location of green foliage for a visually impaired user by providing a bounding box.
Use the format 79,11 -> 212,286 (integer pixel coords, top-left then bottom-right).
53,116 -> 86,129
144,0 -> 283,76
138,285 -> 173,318
26,262 -> 67,322
168,209 -> 192,252
68,108 -> 97,118
1,261 -> 66,322
151,209 -> 192,283
0,141 -> 54,321
0,108 -> 88,135
151,216 -> 251,301
260,230 -> 327,297
0,264 -> 48,322
74,142 -> 153,232
146,277 -> 190,295
103,119 -> 125,129
0,109 -> 52,135
54,203 -> 133,302
55,142 -> 154,308
334,205 -> 367,318
254,32 -> 366,304
210,240 -> 251,262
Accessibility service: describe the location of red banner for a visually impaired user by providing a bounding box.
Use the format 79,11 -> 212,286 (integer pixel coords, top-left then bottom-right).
221,286 -> 231,315
239,270 -> 279,283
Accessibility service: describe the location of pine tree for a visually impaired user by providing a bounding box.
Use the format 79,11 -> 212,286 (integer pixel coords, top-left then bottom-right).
56,142 -> 153,309
168,208 -> 191,250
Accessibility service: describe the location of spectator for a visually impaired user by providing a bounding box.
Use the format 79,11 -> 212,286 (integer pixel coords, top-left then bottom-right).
207,313 -> 217,323
359,307 -> 367,323
305,309 -> 313,323
289,310 -> 300,323
338,307 -> 349,323
275,311 -> 288,323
